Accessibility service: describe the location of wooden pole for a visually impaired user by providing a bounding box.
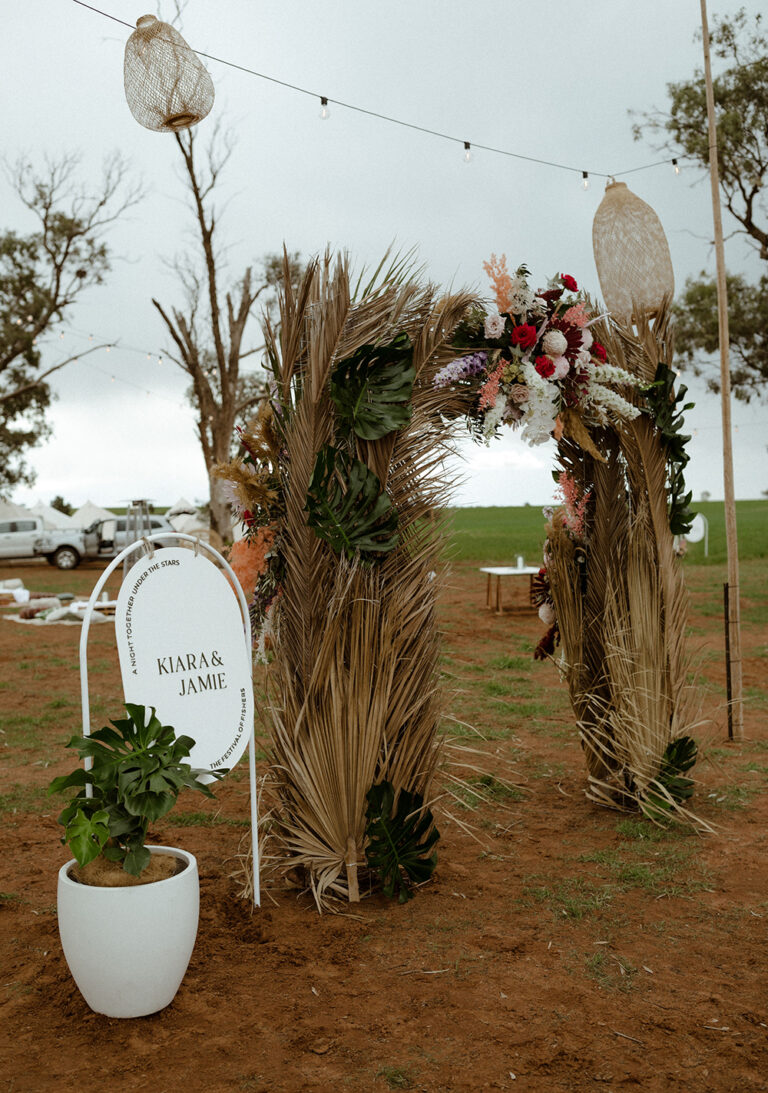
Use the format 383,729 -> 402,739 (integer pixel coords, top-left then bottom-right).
700,0 -> 743,739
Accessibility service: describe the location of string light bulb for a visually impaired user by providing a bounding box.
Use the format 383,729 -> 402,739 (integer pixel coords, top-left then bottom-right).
672,158 -> 680,175
463,141 -> 471,163
319,96 -> 330,120
582,171 -> 590,190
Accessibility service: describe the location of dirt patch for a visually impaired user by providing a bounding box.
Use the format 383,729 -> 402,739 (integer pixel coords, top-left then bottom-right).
1,560 -> 767,1092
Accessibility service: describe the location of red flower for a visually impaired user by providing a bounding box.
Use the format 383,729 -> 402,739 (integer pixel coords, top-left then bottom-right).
510,323 -> 538,349
535,355 -> 555,379
561,274 -> 578,292
592,342 -> 607,362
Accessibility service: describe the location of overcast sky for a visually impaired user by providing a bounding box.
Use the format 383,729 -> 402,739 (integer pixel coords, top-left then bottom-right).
3,0 -> 765,509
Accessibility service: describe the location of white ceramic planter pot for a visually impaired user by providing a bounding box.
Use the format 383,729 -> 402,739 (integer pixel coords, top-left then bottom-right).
57,846 -> 199,1018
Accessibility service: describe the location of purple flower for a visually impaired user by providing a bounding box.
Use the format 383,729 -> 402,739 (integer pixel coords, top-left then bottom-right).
434,352 -> 488,388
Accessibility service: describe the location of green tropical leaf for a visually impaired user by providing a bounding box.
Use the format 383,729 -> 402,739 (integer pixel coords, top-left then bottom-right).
330,333 -> 415,441
123,843 -> 152,877
63,807 -> 111,868
364,780 -> 439,903
642,736 -> 698,820
49,704 -> 224,877
306,445 -> 399,558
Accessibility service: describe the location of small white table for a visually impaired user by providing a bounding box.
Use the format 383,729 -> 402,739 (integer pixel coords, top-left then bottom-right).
480,565 -> 540,614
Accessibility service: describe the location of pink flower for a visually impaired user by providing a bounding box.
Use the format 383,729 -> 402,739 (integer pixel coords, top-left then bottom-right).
580,328 -> 593,350
555,471 -> 591,539
478,361 -> 505,411
562,304 -> 591,329
552,356 -> 570,381
509,384 -> 530,403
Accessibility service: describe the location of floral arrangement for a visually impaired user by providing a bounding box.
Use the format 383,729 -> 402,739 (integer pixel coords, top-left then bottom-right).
533,471 -> 590,661
439,256 -> 643,450
215,400 -> 284,662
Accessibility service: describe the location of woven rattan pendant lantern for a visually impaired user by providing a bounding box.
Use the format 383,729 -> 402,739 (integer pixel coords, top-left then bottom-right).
592,181 -> 674,323
124,15 -> 214,132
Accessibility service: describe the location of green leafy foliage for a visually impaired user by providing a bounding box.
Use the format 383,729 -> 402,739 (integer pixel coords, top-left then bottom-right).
633,10 -> 768,400
644,363 -> 695,536
674,273 -> 768,403
329,333 -> 415,441
632,10 -> 767,262
305,445 -> 399,558
364,780 -> 439,903
642,736 -> 698,821
48,703 -> 223,877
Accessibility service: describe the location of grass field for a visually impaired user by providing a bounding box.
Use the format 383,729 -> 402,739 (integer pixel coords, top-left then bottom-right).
445,498 -> 767,566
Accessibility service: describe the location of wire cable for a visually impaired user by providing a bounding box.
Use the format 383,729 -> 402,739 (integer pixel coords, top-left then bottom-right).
71,0 -> 686,181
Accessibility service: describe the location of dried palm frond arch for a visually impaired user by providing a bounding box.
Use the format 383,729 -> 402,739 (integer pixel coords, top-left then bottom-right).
219,251 -> 478,908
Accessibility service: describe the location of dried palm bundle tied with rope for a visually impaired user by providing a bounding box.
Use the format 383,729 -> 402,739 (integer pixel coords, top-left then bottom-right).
217,251 -> 477,907
124,15 -> 214,132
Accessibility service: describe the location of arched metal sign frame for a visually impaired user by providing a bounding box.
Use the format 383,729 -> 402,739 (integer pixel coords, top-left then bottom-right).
78,532 -> 260,906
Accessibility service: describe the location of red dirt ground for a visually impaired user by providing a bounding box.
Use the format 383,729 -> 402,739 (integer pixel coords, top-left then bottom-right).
1,559 -> 767,1092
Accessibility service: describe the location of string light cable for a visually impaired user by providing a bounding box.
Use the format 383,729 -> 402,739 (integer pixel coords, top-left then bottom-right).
72,0 -> 688,181
42,322 -> 766,436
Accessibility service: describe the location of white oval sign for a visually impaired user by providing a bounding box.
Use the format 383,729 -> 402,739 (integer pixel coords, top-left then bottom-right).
115,547 -> 252,780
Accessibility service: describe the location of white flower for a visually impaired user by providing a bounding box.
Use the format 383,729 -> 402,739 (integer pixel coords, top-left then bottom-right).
538,602 -> 556,626
552,356 -> 570,381
520,361 -> 558,444
484,313 -> 506,339
542,330 -> 568,357
507,275 -> 534,314
483,393 -> 508,436
219,479 -> 245,516
531,296 -> 548,315
576,348 -> 592,368
587,381 -> 642,421
592,363 -> 641,387
581,328 -> 593,350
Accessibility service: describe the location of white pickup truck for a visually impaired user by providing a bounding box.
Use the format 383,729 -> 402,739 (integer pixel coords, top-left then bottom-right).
34,515 -> 175,569
0,515 -> 48,560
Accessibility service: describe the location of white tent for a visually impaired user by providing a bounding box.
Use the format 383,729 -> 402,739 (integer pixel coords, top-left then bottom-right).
168,511 -> 209,535
166,496 -> 198,517
0,499 -> 34,521
71,500 -> 115,528
29,500 -> 78,529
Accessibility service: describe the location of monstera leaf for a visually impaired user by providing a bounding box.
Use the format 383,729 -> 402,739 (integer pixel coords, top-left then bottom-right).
305,445 -> 399,558
330,333 -> 415,441
642,735 -> 698,821
364,780 -> 439,903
